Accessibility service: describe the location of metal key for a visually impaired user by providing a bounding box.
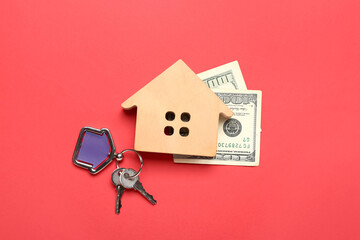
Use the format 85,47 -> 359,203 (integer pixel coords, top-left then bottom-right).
120,168 -> 157,205
111,168 -> 126,214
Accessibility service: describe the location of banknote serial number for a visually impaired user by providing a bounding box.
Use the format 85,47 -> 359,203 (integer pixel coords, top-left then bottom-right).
218,143 -> 251,148
218,138 -> 251,148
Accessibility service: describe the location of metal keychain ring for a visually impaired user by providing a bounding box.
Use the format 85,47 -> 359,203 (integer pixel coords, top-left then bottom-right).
117,149 -> 143,179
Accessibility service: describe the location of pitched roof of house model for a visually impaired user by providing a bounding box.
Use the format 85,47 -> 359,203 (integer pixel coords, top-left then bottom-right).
122,60 -> 233,118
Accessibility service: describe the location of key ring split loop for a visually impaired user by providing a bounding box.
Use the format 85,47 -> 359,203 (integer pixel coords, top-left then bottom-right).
115,149 -> 143,179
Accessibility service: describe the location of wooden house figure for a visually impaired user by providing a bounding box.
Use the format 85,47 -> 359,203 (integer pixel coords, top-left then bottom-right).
121,60 -> 233,157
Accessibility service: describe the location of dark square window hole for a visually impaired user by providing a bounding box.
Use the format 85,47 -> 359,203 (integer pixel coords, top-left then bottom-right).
164,126 -> 174,136
181,113 -> 190,122
179,127 -> 189,137
165,111 -> 175,121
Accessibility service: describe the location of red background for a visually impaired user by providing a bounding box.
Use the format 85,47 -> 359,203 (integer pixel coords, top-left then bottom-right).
1,0 -> 359,239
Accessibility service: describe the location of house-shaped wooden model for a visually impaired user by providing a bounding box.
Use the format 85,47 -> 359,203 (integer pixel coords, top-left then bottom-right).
121,60 -> 233,157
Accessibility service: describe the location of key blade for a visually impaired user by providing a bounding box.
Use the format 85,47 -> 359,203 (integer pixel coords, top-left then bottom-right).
116,185 -> 126,214
133,181 -> 157,205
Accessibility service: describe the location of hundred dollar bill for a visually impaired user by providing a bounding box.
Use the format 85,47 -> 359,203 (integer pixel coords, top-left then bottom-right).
174,90 -> 262,166
197,61 -> 247,90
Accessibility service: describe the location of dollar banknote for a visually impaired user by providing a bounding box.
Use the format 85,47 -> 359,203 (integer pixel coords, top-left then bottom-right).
197,61 -> 247,91
174,89 -> 262,166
